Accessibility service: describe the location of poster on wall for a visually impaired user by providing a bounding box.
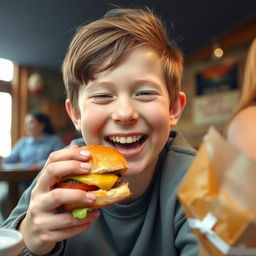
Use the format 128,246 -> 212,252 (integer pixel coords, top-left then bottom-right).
196,63 -> 238,95
193,63 -> 239,125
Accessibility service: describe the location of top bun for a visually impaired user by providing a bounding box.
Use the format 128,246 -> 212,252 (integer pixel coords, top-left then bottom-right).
81,145 -> 128,175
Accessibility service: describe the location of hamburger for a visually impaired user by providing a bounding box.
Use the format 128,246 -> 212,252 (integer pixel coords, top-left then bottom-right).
55,145 -> 131,218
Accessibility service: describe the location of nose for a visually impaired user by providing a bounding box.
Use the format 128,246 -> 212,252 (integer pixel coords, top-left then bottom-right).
111,98 -> 139,125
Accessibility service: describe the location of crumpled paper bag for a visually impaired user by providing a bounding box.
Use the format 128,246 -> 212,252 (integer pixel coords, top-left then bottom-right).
178,127 -> 256,256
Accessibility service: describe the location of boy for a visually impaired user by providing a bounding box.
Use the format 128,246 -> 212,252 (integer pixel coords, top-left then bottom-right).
1,7 -> 198,255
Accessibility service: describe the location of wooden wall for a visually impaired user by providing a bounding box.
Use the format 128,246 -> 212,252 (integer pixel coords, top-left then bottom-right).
177,16 -> 256,148
10,66 -> 78,146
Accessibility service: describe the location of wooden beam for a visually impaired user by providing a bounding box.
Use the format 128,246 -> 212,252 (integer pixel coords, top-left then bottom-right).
0,80 -> 11,93
11,65 -> 30,145
185,16 -> 256,65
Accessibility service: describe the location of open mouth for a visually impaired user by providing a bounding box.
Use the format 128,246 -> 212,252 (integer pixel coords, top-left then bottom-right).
105,135 -> 147,151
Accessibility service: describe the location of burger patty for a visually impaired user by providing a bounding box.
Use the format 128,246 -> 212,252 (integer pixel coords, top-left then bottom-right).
112,176 -> 123,188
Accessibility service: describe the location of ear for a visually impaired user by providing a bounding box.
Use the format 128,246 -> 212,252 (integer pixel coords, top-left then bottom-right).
169,92 -> 186,127
65,99 -> 82,131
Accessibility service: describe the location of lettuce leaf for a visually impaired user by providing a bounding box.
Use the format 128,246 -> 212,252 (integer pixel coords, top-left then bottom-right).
72,208 -> 92,219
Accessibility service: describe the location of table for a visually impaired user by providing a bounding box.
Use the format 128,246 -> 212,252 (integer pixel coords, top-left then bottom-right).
0,168 -> 39,214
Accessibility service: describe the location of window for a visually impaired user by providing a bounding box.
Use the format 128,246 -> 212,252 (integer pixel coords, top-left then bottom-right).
0,58 -> 14,157
0,58 -> 14,82
0,93 -> 12,156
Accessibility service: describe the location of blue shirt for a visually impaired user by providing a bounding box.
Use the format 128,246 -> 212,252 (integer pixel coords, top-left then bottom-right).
4,134 -> 63,168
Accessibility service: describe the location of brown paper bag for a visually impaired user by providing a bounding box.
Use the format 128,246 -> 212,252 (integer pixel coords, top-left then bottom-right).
178,127 -> 256,256
199,243 -> 214,256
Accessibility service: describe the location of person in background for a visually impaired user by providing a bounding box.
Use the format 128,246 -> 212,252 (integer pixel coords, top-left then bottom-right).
0,110 -> 63,222
226,38 -> 256,160
0,110 -> 64,169
1,8 -> 198,255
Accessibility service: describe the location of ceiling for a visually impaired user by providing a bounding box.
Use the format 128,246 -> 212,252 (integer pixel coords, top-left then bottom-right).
0,0 -> 255,72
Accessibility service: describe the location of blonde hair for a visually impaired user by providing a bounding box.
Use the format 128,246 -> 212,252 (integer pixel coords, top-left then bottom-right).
231,38 -> 256,118
62,7 -> 183,112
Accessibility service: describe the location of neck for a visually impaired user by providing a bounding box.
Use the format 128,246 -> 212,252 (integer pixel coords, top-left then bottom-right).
123,162 -> 156,203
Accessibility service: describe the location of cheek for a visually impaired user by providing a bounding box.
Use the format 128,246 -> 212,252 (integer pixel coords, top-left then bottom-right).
146,104 -> 171,131
80,107 -> 107,143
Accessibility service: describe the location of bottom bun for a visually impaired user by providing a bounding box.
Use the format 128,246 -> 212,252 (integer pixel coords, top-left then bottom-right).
64,183 -> 131,210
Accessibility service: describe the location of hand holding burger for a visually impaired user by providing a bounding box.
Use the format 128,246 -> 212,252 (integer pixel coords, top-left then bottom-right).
55,145 -> 131,218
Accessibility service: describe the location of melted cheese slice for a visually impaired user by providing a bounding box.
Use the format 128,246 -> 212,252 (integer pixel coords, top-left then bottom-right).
64,174 -> 118,191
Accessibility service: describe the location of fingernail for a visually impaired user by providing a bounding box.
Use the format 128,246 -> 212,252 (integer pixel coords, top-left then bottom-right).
80,162 -> 91,169
80,150 -> 90,157
87,193 -> 96,201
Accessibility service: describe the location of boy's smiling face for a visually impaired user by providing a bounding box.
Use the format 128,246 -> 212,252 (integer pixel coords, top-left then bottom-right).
66,46 -> 185,177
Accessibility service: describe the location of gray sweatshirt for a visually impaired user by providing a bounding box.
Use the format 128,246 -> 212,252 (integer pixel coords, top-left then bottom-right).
1,131 -> 199,256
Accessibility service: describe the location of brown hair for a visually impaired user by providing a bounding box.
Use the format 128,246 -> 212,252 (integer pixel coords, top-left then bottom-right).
229,38 -> 256,122
62,7 -> 183,112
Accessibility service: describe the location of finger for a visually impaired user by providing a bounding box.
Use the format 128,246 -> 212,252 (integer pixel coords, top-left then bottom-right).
36,222 -> 93,245
29,210 -> 100,231
37,146 -> 92,190
36,188 -> 96,212
45,146 -> 91,166
36,159 -> 91,191
54,222 -> 93,241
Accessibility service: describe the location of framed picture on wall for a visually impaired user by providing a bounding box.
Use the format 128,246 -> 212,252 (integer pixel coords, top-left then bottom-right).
193,62 -> 239,125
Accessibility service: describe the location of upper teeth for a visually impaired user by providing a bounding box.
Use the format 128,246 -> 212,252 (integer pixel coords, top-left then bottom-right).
109,135 -> 143,144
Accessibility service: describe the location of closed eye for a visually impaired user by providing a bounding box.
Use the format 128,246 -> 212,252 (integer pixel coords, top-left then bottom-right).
93,94 -> 112,98
90,93 -> 114,104
135,90 -> 159,101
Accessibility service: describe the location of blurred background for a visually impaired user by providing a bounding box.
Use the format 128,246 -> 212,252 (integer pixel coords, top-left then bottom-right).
0,0 -> 255,153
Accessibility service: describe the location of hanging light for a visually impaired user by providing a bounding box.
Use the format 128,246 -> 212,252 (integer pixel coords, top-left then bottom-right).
212,41 -> 224,59
28,72 -> 45,95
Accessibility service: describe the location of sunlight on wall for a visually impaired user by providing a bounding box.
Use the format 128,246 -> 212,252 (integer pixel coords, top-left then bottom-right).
0,58 -> 13,157
0,93 -> 12,156
0,58 -> 14,81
